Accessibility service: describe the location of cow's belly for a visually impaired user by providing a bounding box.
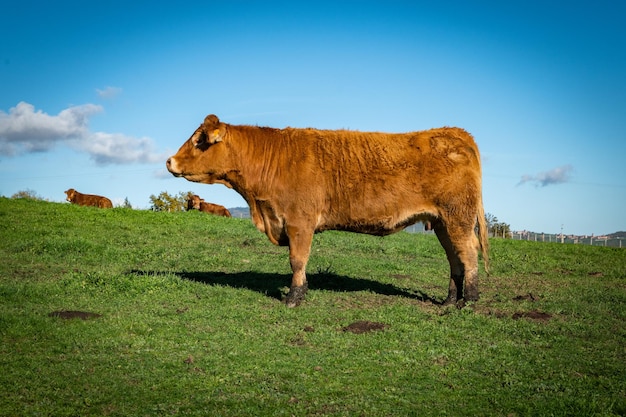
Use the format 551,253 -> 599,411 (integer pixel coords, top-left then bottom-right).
317,210 -> 434,236
316,183 -> 438,235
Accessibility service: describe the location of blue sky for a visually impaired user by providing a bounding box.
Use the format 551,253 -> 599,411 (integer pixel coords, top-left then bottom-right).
1,0 -> 624,236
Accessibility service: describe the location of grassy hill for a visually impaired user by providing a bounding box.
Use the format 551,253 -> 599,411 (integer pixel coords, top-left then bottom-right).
1,197 -> 624,416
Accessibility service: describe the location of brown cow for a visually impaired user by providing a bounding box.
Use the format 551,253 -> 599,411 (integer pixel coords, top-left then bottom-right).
64,188 -> 113,208
187,194 -> 232,217
167,115 -> 489,307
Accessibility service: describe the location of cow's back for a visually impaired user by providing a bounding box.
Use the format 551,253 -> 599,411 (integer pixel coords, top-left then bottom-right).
97,197 -> 113,208
199,202 -> 231,217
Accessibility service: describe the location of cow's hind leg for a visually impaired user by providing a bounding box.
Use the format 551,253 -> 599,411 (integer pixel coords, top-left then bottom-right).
433,221 -> 463,305
284,225 -> 314,307
433,220 -> 479,305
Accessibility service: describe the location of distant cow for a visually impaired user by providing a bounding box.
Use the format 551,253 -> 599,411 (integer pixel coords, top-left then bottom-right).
64,188 -> 113,208
187,194 -> 232,217
167,115 -> 489,307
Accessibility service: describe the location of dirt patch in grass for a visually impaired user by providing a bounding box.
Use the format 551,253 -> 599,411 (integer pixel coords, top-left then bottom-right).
342,320 -> 389,334
513,293 -> 539,302
475,294 -> 552,322
477,308 -> 552,322
48,310 -> 102,320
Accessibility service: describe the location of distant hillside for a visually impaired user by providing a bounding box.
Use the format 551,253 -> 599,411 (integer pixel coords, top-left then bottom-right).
608,231 -> 626,239
228,207 -> 250,219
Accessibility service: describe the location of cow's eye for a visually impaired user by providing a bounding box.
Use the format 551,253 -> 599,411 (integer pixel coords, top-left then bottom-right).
192,132 -> 210,150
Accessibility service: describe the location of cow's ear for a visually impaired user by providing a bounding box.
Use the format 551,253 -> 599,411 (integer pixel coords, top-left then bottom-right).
208,128 -> 224,144
204,114 -> 226,144
204,114 -> 219,125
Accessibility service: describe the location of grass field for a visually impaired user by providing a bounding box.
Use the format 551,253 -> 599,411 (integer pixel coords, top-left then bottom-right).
1,197 -> 624,416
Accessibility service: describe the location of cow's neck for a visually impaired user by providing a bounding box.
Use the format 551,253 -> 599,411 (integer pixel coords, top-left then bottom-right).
226,125 -> 288,201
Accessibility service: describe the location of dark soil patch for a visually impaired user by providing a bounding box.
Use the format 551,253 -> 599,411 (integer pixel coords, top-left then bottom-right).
513,293 -> 539,302
588,271 -> 604,277
48,310 -> 102,320
342,320 -> 389,334
512,310 -> 552,322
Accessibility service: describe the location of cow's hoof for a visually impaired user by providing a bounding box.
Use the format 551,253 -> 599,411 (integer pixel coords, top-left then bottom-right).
284,284 -> 308,308
464,290 -> 479,303
442,296 -> 457,306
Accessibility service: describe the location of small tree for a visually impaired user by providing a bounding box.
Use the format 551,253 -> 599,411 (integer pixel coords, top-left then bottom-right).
149,191 -> 193,212
122,197 -> 132,209
485,212 -> 497,232
485,212 -> 511,238
11,189 -> 43,200
492,221 -> 512,239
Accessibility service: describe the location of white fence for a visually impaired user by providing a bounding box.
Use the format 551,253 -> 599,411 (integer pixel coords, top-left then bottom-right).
511,231 -> 624,248
404,223 -> 435,234
404,224 -> 624,248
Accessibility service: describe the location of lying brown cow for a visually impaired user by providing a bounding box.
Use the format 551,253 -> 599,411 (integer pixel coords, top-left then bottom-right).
64,188 -> 113,208
167,115 -> 489,307
187,194 -> 232,217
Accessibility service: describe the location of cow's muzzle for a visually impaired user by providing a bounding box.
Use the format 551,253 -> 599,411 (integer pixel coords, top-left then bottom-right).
166,157 -> 181,176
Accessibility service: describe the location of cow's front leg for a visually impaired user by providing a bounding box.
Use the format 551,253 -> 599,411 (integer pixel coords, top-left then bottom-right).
284,225 -> 314,307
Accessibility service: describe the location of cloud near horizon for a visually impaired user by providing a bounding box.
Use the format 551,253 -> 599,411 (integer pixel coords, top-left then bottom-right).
518,165 -> 574,187
0,101 -> 164,165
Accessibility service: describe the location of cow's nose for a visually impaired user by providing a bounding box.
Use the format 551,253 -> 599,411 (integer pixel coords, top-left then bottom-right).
166,157 -> 179,175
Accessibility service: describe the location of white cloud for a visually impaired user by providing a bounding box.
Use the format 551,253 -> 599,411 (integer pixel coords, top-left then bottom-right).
0,101 -> 163,165
96,86 -> 123,99
0,101 -> 102,154
72,132 -> 165,166
518,165 -> 574,187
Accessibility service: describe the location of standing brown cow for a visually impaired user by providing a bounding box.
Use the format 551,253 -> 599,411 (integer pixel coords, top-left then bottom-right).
64,188 -> 113,208
167,115 -> 489,307
187,194 -> 232,217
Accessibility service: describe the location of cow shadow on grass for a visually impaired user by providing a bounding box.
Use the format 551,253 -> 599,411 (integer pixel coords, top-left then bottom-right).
131,269 -> 440,304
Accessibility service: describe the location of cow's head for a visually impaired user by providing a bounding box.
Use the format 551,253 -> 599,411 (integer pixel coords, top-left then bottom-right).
167,115 -> 231,185
64,188 -> 76,202
187,194 -> 202,211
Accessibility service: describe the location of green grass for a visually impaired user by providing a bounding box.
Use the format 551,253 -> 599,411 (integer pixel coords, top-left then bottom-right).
1,197 -> 624,416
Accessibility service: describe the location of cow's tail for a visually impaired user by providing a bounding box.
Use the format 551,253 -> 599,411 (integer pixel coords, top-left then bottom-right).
476,195 -> 490,274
